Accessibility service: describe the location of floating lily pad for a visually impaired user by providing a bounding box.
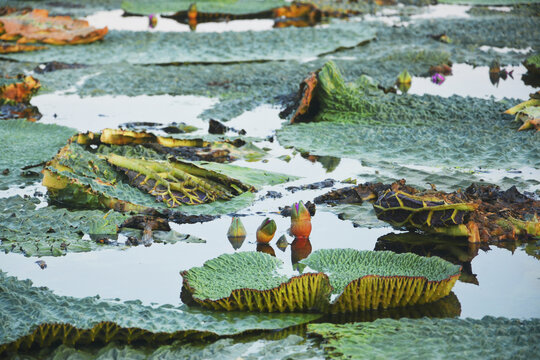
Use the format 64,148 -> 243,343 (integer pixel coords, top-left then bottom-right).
0,120 -> 76,189
181,249 -> 461,313
0,196 -> 128,257
0,8 -> 108,45
0,271 -> 321,356
122,0 -> 287,15
439,0 -> 540,5
308,317 -> 540,359
43,135 -> 295,215
3,22 -> 375,64
19,335 -> 324,360
524,53 -> 540,75
302,249 -> 461,313
277,61 -> 539,170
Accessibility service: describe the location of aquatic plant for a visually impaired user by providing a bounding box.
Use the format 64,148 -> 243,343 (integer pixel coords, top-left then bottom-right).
0,271 -> 320,355
0,75 -> 40,104
0,8 -> 107,45
43,132 -> 295,215
227,217 -> 246,250
291,201 -> 312,238
278,61 -> 538,171
0,119 -> 75,189
505,91 -> 540,131
308,317 -> 540,359
373,189 -> 477,237
180,249 -> 460,313
256,218 -> 277,243
524,53 -> 540,76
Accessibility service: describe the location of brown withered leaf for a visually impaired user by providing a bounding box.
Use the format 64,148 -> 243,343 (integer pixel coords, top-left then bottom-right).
0,8 -> 107,45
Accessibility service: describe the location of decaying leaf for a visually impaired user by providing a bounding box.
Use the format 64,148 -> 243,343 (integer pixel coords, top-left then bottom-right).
181,249 -> 460,313
0,8 -> 107,45
0,74 -> 40,103
316,180 -> 539,243
0,41 -> 45,53
505,91 -> 540,131
43,131 -> 295,216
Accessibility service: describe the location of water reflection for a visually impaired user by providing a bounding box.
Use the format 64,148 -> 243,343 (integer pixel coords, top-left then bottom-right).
321,293 -> 461,323
375,232 -> 481,285
256,243 -> 276,257
291,237 -> 313,272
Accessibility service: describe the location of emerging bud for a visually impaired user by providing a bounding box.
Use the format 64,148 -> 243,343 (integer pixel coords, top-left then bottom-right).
276,235 -> 289,251
256,218 -> 277,243
188,3 -> 198,20
227,217 -> 246,250
431,73 -> 445,85
397,70 -> 412,85
291,201 -> 312,238
148,14 -> 158,29
227,217 -> 246,238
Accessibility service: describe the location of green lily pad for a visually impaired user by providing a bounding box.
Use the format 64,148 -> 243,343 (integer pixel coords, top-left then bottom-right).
0,196 -> 130,257
0,120 -> 76,190
3,23 -> 375,65
44,142 -> 295,216
439,0 -> 540,5
181,249 -> 461,313
122,0 -> 287,15
0,271 -> 321,355
308,317 -> 540,359
16,335 -> 324,360
277,61 -> 539,170
524,53 -> 540,75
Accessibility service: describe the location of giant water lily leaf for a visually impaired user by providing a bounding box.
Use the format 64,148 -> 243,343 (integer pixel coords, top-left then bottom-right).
375,232 -> 480,285
0,74 -> 40,103
0,75 -> 42,121
0,8 -> 108,45
524,53 -> 540,75
0,196 -> 205,256
439,0 -> 539,4
43,138 -> 295,216
277,61 -> 539,170
18,335 -> 324,360
2,22 -> 375,64
0,41 -> 45,53
0,196 -> 128,257
308,317 -> 540,359
301,249 -> 461,313
180,249 -> 461,313
316,180 -> 540,243
0,120 -> 76,189
0,271 -> 321,356
122,0 -> 287,15
505,91 -> 540,131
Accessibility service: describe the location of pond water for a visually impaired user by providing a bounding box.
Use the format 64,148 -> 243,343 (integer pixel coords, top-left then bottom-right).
1,1 -> 539,358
